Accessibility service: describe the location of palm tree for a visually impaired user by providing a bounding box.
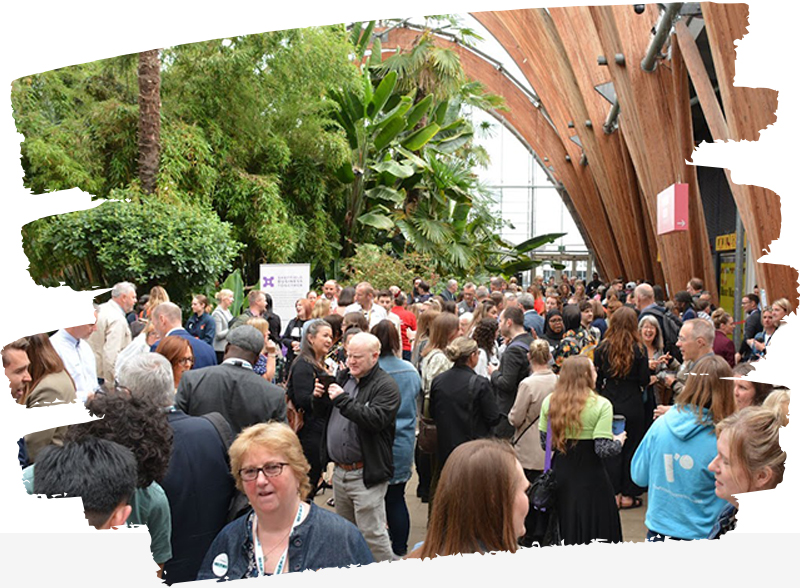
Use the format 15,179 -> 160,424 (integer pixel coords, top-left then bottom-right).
138,49 -> 161,194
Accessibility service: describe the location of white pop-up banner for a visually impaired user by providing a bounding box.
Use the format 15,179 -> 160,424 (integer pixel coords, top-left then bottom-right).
259,263 -> 311,330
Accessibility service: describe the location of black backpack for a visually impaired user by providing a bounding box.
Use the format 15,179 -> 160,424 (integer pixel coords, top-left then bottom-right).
644,306 -> 683,363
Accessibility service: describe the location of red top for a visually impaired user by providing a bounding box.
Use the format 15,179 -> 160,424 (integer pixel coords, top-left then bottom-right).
391,306 -> 418,352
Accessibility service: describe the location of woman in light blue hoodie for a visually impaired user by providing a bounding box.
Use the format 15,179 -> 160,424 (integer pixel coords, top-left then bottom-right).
631,356 -> 736,540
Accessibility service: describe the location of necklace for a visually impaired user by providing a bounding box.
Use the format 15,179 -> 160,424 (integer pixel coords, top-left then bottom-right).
259,526 -> 293,561
252,502 -> 306,576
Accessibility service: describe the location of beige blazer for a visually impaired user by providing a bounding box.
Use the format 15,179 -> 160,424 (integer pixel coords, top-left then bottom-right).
508,370 -> 557,471
24,370 -> 77,463
88,299 -> 132,383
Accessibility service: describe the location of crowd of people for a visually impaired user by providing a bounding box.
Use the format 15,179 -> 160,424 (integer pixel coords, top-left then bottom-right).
1,272 -> 790,580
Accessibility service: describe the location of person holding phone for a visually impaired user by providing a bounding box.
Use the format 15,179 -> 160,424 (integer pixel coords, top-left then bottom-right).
285,319 -> 333,497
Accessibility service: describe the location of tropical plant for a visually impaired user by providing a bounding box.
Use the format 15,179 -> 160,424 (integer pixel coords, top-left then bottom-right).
330,22 -> 508,277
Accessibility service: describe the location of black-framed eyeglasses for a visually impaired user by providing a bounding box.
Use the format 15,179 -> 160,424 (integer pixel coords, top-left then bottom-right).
239,463 -> 289,482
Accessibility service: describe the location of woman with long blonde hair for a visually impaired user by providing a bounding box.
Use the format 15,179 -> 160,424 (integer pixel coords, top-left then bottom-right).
539,355 -> 626,545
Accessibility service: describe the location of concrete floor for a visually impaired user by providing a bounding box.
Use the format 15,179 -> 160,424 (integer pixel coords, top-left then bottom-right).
317,465 -> 648,549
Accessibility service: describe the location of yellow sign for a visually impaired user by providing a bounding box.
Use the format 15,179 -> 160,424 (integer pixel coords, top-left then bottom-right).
719,260 -> 742,316
715,233 -> 747,252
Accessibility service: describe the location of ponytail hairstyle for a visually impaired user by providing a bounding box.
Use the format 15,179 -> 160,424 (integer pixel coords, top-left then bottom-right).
715,404 -> 787,492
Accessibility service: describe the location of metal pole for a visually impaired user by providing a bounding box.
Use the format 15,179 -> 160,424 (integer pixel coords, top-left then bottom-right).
733,209 -> 745,350
641,4 -> 683,72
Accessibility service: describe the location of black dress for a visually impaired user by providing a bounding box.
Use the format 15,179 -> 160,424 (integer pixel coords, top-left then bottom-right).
552,439 -> 622,545
594,343 -> 650,498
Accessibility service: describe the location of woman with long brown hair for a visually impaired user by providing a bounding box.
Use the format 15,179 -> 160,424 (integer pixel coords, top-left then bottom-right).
539,355 -> 626,545
594,306 -> 650,509
410,309 -> 440,371
406,439 -> 530,558
22,333 -> 77,462
632,355 -> 736,540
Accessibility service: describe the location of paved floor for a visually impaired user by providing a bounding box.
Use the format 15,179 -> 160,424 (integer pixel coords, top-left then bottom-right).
317,465 -> 648,550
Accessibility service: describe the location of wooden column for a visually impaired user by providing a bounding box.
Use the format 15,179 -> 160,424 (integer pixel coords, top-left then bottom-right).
588,4 -> 717,298
698,2 -> 797,306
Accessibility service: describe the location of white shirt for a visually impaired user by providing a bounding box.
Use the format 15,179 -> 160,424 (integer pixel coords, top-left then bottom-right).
344,302 -> 387,329
50,329 -> 98,404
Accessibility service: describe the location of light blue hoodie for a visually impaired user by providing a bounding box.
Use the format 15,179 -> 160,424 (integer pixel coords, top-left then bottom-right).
631,405 -> 727,540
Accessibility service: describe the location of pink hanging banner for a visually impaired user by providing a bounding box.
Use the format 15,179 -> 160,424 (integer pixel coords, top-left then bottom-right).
657,183 -> 689,235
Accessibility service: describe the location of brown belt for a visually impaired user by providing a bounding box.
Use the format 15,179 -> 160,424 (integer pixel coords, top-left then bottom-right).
336,461 -> 364,471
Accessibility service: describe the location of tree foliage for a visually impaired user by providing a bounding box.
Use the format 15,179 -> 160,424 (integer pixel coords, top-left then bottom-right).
23,191 -> 243,305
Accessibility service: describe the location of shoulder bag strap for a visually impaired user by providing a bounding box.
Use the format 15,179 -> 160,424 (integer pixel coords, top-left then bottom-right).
511,413 -> 541,447
544,418 -> 553,471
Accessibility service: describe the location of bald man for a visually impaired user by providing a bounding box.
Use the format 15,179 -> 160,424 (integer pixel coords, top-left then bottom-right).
313,332 -> 400,562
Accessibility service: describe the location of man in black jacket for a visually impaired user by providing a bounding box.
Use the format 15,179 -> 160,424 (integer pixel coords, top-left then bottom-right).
738,293 -> 762,362
489,306 -> 534,438
175,325 -> 286,435
313,332 -> 400,562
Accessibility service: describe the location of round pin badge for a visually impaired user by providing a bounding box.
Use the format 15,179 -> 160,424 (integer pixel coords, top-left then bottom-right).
212,553 -> 229,577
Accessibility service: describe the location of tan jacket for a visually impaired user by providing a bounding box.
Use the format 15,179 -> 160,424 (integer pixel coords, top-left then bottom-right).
24,370 -> 77,463
508,370 -> 557,471
88,299 -> 132,383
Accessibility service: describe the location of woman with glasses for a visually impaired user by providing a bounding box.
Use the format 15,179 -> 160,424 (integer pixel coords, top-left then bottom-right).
155,336 -> 194,391
198,422 -> 373,580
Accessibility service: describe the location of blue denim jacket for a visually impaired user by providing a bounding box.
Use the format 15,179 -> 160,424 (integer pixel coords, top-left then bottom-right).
196,502 -> 374,580
379,355 -> 421,485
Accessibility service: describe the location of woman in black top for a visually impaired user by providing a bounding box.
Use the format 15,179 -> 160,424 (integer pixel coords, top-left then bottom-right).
281,298 -> 313,372
430,336 -> 501,468
285,319 -> 333,496
593,306 -> 650,509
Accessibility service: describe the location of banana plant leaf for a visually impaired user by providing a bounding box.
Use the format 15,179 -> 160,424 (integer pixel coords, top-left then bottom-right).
358,212 -> 395,231
366,185 -> 405,204
405,94 -> 434,129
368,71 -> 398,117
401,122 -> 441,151
514,232 -> 567,254
334,162 -> 355,184
500,258 -> 542,274
372,160 -> 415,179
373,116 -> 407,151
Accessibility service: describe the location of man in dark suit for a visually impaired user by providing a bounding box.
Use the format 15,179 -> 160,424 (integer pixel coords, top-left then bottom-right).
738,293 -> 762,362
488,306 -> 534,438
150,302 -> 217,369
118,352 -> 234,585
175,325 -> 286,435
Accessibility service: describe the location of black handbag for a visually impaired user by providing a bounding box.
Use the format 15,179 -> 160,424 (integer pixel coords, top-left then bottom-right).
529,419 -> 557,512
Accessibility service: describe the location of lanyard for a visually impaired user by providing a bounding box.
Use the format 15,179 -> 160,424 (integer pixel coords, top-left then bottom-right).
252,502 -> 306,576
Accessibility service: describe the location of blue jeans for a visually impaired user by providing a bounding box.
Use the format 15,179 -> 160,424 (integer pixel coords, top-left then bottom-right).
384,482 -> 409,556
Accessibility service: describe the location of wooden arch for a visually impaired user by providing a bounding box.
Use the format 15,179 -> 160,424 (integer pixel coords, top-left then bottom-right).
382,5 -> 793,305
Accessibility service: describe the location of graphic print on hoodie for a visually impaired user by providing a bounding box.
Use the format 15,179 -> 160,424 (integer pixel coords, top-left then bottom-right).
631,405 -> 728,539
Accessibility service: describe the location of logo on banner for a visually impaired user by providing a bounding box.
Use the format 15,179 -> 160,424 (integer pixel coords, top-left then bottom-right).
263,276 -> 275,288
